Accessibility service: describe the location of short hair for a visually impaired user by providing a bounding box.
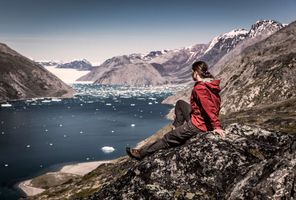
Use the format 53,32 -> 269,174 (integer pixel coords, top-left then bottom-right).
192,61 -> 214,78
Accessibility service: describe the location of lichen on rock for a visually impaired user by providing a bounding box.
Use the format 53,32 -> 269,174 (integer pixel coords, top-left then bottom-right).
79,123 -> 295,200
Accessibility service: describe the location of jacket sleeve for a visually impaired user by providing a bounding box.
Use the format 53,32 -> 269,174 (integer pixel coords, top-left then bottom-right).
195,85 -> 222,129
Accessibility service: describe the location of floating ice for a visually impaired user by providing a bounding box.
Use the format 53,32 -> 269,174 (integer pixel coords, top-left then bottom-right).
45,129 -> 48,132
4,164 -> 8,167
72,84 -> 187,99
80,131 -> 84,134
101,146 -> 115,153
106,103 -> 112,106
86,157 -> 90,160
130,104 -> 136,106
111,130 -> 115,133
59,124 -> 63,127
41,100 -> 51,103
26,145 -> 31,148
1,103 -> 12,107
1,132 -> 4,135
148,102 -> 153,105
49,143 -> 53,146
51,98 -> 61,102
131,124 -> 135,127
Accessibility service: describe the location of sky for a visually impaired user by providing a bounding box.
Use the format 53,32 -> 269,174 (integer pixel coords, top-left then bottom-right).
0,0 -> 295,65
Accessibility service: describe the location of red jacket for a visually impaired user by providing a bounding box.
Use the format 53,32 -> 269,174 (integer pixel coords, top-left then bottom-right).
190,80 -> 222,132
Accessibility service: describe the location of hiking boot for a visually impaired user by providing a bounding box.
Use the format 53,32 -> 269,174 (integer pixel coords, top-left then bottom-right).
126,147 -> 142,160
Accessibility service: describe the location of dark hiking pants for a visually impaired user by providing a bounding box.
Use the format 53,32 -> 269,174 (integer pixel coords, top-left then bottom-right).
140,100 -> 202,158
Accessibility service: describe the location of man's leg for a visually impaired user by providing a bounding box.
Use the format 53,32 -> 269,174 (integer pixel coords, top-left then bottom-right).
173,100 -> 192,128
140,121 -> 201,158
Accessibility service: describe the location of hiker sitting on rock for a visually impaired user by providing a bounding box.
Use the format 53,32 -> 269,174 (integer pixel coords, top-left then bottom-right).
126,61 -> 225,160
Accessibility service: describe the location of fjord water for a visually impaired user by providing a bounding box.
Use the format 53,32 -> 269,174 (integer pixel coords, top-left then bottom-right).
0,84 -> 181,200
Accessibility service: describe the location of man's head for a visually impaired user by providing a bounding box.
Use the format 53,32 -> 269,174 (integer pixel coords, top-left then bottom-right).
192,61 -> 214,81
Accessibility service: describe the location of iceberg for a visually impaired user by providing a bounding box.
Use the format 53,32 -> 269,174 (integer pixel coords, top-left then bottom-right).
41,100 -> 51,103
1,103 -> 12,107
51,98 -> 62,102
101,146 -> 115,153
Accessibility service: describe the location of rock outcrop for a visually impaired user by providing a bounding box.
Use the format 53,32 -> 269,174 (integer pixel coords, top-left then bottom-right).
27,123 -> 296,200
80,124 -> 295,200
0,43 -> 74,101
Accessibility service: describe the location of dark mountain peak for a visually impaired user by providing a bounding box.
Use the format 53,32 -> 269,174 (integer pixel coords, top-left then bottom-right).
143,50 -> 169,61
57,59 -> 93,70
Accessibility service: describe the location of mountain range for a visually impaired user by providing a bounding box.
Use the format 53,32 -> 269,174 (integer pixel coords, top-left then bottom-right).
77,20 -> 285,85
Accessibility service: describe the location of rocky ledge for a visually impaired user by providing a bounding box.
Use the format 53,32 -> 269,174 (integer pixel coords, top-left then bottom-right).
28,123 -> 295,200
78,123 -> 295,200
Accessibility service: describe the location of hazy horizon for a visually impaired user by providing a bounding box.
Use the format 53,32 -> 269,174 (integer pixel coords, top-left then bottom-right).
0,0 -> 296,65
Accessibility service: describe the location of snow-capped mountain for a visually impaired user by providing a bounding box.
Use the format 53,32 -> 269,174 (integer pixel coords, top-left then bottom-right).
77,19 -> 286,86
37,61 -> 62,67
248,19 -> 285,38
148,44 -> 208,77
142,50 -> 169,61
162,20 -> 296,115
211,20 -> 285,76
204,29 -> 249,54
57,59 -> 93,71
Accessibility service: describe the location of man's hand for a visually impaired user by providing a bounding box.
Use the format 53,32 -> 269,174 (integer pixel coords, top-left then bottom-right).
213,128 -> 225,138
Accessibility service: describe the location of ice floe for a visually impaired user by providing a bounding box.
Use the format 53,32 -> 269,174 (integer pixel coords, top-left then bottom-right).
1,103 -> 12,107
101,146 -> 115,153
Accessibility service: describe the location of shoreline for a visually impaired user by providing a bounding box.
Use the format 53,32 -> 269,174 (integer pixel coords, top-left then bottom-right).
17,160 -> 113,197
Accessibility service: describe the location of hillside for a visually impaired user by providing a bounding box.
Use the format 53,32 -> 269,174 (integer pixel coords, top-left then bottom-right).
0,43 -> 74,101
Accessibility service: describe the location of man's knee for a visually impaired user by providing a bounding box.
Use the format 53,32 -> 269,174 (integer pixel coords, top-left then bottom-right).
175,100 -> 187,109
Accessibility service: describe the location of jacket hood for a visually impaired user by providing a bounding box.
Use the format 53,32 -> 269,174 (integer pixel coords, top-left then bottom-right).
196,79 -> 221,94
